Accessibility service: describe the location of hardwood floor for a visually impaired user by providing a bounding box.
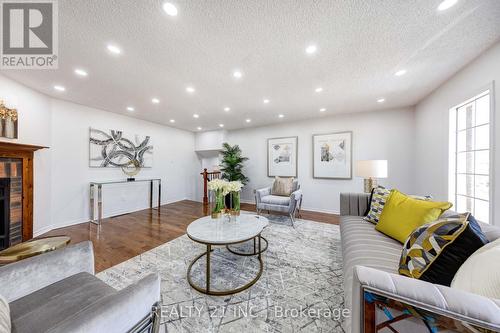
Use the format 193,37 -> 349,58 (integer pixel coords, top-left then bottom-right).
41,200 -> 339,273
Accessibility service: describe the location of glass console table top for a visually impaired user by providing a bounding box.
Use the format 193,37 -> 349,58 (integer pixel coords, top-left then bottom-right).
90,178 -> 161,185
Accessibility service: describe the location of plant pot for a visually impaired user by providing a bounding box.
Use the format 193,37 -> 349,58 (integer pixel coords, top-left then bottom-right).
210,189 -> 225,219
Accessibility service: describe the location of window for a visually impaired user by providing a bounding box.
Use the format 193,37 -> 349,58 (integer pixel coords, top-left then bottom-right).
449,89 -> 492,223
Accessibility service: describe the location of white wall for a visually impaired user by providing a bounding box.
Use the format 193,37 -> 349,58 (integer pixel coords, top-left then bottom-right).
227,108 -> 416,214
415,41 -> 500,225
0,74 -> 199,235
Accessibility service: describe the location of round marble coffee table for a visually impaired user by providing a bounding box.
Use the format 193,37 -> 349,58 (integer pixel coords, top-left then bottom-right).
186,214 -> 269,296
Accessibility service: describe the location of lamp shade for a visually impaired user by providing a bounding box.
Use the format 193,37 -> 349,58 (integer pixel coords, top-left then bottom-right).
355,160 -> 388,178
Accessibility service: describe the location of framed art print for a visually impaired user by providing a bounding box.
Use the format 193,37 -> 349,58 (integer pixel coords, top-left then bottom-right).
267,137 -> 298,177
313,131 -> 352,179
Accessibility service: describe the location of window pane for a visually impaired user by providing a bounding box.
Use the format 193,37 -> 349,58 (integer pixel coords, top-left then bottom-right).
457,103 -> 474,130
475,150 -> 489,175
475,94 -> 489,126
475,175 -> 489,200
474,199 -> 489,223
456,195 -> 473,212
456,152 -> 474,174
475,124 -> 489,150
457,128 -> 474,152
456,174 -> 473,196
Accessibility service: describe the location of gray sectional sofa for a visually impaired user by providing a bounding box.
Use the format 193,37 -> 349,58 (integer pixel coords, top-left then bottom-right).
0,241 -> 161,333
340,193 -> 500,333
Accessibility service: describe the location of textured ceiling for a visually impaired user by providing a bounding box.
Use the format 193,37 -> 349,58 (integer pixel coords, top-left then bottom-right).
2,0 -> 500,132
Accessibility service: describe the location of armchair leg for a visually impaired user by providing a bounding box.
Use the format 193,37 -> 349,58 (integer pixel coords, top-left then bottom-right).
289,213 -> 295,228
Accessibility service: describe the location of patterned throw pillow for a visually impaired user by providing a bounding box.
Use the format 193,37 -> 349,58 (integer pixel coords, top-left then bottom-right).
271,177 -> 294,196
364,186 -> 390,224
399,213 -> 488,286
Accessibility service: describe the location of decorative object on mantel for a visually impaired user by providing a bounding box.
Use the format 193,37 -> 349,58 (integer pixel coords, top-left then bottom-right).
267,137 -> 298,177
0,100 -> 18,139
207,179 -> 243,218
89,127 -> 153,168
313,131 -> 352,179
355,160 -> 388,193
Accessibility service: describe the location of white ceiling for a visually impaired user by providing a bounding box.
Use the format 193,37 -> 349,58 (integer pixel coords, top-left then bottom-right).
2,0 -> 500,132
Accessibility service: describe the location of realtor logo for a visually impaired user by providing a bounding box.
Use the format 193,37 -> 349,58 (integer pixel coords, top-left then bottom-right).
1,0 -> 58,69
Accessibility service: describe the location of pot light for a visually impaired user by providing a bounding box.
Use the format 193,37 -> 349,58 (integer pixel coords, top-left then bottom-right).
169,119 -> 175,123
315,87 -> 323,93
151,98 -> 160,104
245,118 -> 251,123
197,126 -> 202,130
53,85 -> 65,92
377,98 -> 385,103
395,69 -> 407,76
438,0 -> 457,11
263,99 -> 270,104
162,2 -> 178,16
319,108 -> 326,112
233,70 -> 243,79
106,44 -> 121,55
74,68 -> 88,77
126,106 -> 135,111
278,114 -> 284,118
219,124 -> 224,128
224,107 -> 230,112
193,114 -> 199,118
305,44 -> 317,55
186,86 -> 195,93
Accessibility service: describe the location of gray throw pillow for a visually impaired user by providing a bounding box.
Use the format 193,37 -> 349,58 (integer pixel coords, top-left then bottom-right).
271,177 -> 294,196
0,294 -> 10,333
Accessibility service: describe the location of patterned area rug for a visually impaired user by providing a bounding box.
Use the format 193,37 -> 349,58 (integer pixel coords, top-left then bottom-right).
97,213 -> 346,332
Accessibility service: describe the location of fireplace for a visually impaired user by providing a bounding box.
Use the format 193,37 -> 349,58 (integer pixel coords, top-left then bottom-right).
0,142 -> 47,249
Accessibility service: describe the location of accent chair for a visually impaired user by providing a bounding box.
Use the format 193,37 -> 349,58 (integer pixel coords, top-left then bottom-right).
255,179 -> 302,225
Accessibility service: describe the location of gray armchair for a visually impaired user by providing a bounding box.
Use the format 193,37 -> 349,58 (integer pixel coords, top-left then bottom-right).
255,179 -> 302,225
0,241 -> 161,333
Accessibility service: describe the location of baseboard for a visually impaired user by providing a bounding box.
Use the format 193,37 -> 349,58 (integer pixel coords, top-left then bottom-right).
33,197 -> 189,237
239,199 -> 339,215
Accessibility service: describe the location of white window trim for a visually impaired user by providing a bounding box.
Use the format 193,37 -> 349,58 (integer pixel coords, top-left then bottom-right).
448,81 -> 495,223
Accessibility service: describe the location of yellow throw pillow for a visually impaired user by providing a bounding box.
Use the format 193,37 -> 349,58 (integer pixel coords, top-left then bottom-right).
375,190 -> 452,243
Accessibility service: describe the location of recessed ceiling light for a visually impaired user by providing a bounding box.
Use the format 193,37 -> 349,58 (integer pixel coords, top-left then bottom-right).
438,0 -> 457,11
193,114 -> 199,118
219,124 -> 224,128
126,106 -> 135,111
315,87 -> 323,93
53,85 -> 66,92
319,108 -> 326,112
245,118 -> 251,123
263,99 -> 270,104
305,44 -> 317,55
169,119 -> 175,123
151,98 -> 160,104
162,2 -> 178,16
377,98 -> 385,103
106,44 -> 121,55
74,68 -> 88,77
233,70 -> 243,79
278,114 -> 284,118
224,107 -> 230,112
395,69 -> 407,76
197,126 -> 202,131
186,86 -> 195,93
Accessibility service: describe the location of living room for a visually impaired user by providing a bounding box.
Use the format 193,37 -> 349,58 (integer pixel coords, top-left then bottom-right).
0,0 -> 499,332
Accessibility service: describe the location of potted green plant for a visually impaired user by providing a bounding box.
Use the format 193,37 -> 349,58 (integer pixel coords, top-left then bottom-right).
220,143 -> 249,211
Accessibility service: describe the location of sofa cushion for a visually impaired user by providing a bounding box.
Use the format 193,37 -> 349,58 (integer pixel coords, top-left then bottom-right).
271,177 -> 294,196
261,194 -> 290,206
376,190 -> 452,243
10,272 -> 116,333
340,215 -> 403,311
364,185 -> 390,224
399,213 -> 488,286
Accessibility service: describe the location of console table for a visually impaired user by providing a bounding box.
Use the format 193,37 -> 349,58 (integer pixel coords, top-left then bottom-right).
89,178 -> 161,225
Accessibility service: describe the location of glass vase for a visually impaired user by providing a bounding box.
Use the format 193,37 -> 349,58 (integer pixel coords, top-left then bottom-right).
230,191 -> 241,216
210,189 -> 225,219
